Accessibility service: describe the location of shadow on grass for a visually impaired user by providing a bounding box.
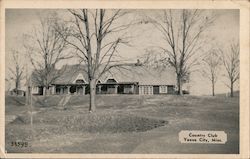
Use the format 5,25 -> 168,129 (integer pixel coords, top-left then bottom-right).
9,111 -> 168,134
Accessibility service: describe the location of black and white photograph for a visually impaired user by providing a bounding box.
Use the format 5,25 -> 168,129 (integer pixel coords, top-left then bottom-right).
1,0 -> 249,158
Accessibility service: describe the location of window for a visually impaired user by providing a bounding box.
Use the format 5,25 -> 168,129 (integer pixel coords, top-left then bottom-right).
76,79 -> 85,84
144,86 -> 148,94
32,86 -> 38,93
106,79 -> 117,83
149,86 -> 153,94
139,86 -> 143,95
160,86 -> 168,93
140,86 -> 153,95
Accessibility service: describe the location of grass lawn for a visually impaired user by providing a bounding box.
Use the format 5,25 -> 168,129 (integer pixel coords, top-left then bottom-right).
5,94 -> 239,153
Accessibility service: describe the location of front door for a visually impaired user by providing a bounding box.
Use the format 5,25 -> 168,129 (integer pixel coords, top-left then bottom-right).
153,86 -> 159,94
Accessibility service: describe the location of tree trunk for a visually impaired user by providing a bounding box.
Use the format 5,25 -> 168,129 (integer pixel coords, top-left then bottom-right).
15,80 -> 19,96
89,79 -> 96,112
230,81 -> 234,97
26,86 -> 31,105
212,80 -> 215,96
177,76 -> 183,95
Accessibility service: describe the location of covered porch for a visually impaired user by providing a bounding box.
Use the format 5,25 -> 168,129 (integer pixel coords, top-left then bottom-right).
96,82 -> 139,94
49,82 -> 139,95
52,84 -> 87,95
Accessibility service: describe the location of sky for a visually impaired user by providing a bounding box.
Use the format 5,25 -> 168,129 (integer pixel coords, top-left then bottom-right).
5,9 -> 239,95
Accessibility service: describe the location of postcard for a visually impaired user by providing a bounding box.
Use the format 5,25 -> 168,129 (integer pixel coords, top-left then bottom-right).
0,0 -> 249,158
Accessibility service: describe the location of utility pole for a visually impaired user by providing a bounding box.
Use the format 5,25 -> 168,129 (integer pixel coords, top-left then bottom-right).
25,63 -> 29,105
25,53 -> 33,151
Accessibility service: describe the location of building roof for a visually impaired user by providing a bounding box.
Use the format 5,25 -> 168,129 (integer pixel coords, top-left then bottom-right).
32,64 -> 176,86
53,65 -> 88,85
100,66 -> 176,85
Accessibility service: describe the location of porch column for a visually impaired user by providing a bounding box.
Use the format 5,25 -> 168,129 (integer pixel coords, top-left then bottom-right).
131,85 -> 135,94
60,87 -> 63,95
51,85 -> 55,95
98,85 -> 102,94
114,85 -> 118,94
82,85 -> 86,95
67,86 -> 71,94
43,87 -> 46,95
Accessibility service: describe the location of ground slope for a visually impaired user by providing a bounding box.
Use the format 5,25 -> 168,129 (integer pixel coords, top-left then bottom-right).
5,95 -> 239,153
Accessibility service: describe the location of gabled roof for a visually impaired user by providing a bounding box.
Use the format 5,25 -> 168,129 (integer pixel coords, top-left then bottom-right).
53,64 -> 88,85
31,67 -> 59,86
101,66 -> 176,85
31,64 -> 176,86
31,64 -> 86,86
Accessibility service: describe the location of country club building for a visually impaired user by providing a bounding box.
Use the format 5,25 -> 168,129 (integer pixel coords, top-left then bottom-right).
31,64 -> 177,95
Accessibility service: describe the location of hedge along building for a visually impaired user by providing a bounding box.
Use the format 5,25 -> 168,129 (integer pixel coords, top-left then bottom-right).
31,64 -> 177,95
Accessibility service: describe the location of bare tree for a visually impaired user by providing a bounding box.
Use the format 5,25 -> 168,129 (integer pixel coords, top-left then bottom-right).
221,42 -> 239,97
146,10 -> 214,95
201,49 -> 221,96
5,79 -> 12,95
56,9 -> 133,112
8,50 -> 24,95
24,13 -> 72,95
139,48 -> 170,69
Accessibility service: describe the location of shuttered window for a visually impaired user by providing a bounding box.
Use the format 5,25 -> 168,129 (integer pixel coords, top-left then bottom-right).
149,86 -> 153,94
140,86 -> 153,95
160,86 -> 168,93
32,86 -> 38,93
139,86 -> 143,94
144,86 -> 148,94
